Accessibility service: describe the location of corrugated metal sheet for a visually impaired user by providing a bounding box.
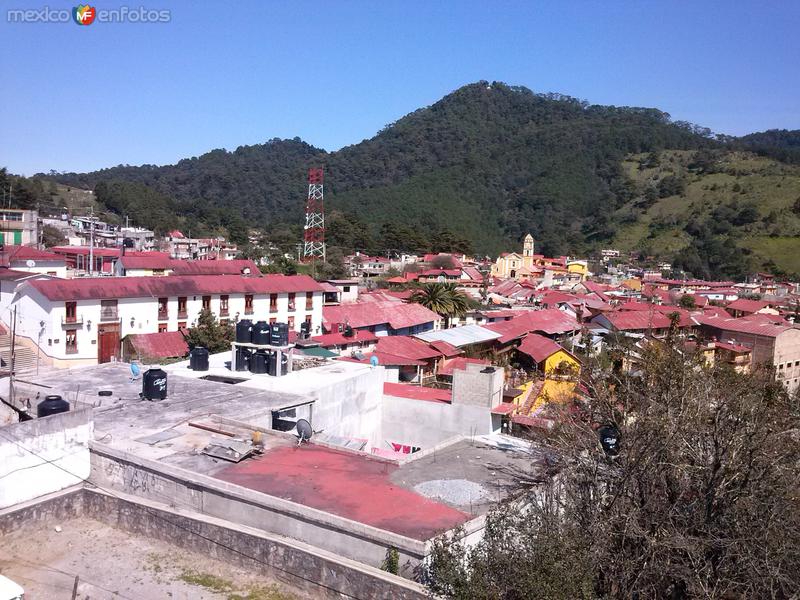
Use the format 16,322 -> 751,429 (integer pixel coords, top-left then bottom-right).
127,331 -> 188,359
415,324 -> 501,347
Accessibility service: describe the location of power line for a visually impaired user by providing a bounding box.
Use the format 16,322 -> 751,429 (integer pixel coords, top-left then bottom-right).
0,429 -> 368,600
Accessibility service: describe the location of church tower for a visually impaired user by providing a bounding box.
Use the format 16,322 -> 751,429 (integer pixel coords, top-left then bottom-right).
523,233 -> 534,257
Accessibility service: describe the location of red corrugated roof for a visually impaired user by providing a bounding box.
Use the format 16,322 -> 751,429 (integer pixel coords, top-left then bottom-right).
0,267 -> 43,281
516,333 -> 565,363
383,382 -> 452,403
491,402 -> 516,415
323,300 -> 440,330
715,341 -> 751,353
438,357 -> 489,376
374,336 -> 442,361
118,252 -> 178,270
428,340 -> 462,357
171,259 -> 261,276
312,330 -> 378,347
697,315 -> 793,338
25,274 -> 324,302
599,311 -> 673,331
126,331 -> 188,359
0,246 -> 64,264
52,246 -> 121,257
485,309 -> 578,343
726,298 -> 770,313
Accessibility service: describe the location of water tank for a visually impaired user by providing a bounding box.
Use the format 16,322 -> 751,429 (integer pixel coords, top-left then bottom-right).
270,322 -> 289,346
598,424 -> 620,456
234,347 -> 251,371
300,320 -> 311,338
189,346 -> 209,371
37,395 -> 70,418
142,368 -> 168,400
268,351 -> 289,376
249,350 -> 269,374
251,321 -> 271,345
236,319 -> 253,343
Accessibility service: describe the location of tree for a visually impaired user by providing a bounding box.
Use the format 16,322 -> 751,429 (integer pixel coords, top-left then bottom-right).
410,283 -> 472,327
426,345 -> 800,598
677,293 -> 696,309
40,224 -> 66,247
184,309 -> 233,353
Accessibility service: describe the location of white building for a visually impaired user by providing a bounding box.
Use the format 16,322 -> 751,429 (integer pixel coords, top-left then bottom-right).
9,274 -> 325,367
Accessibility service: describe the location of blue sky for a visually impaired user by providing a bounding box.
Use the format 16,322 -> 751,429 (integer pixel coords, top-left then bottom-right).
1,0 -> 798,175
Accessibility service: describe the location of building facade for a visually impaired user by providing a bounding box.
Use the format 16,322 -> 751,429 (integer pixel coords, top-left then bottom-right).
9,275 -> 325,366
0,209 -> 38,246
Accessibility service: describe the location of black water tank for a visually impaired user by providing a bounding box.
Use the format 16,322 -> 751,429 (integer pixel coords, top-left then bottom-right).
268,351 -> 289,376
37,395 -> 70,418
300,320 -> 310,338
598,424 -> 621,456
142,368 -> 168,400
234,347 -> 251,371
189,346 -> 209,371
236,319 -> 253,343
251,321 -> 271,345
249,350 -> 269,374
270,322 -> 289,346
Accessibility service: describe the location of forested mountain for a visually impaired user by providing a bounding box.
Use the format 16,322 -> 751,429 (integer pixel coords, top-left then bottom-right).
17,82 -> 800,277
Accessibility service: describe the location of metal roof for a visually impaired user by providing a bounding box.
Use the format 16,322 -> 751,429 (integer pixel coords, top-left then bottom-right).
414,324 -> 501,347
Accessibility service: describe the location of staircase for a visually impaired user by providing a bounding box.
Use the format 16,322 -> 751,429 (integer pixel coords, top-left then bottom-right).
0,333 -> 45,376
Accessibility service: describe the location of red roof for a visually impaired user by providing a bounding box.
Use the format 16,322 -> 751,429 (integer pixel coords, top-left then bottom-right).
312,329 -> 378,347
428,340 -> 462,357
598,311 -> 674,331
419,269 -> 461,278
485,309 -> 578,343
0,246 -> 64,265
171,259 -> 261,277
491,402 -> 516,415
726,298 -> 770,313
323,301 -> 441,331
24,274 -> 324,302
697,315 -> 794,338
51,246 -> 121,257
374,336 -> 442,361
438,357 -> 490,376
714,341 -> 751,353
126,331 -> 189,359
118,252 -> 178,270
516,333 -> 567,363
0,267 -> 44,281
383,382 -> 452,403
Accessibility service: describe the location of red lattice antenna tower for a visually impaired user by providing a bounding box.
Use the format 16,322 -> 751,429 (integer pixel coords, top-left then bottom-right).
302,168 -> 325,263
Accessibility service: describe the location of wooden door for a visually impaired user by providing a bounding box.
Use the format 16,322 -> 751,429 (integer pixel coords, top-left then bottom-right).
98,323 -> 120,363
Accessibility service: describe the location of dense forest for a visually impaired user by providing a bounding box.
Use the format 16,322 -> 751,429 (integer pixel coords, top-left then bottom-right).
6,82 -> 799,278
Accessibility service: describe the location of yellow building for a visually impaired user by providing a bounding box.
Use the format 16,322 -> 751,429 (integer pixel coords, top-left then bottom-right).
491,234 -> 537,279
514,334 -> 581,414
566,260 -> 589,281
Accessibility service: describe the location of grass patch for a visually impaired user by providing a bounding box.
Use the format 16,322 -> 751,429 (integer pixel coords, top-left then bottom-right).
179,570 -> 293,600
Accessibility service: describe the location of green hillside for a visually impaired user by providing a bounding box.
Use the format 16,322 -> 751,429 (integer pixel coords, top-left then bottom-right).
6,81 -> 797,278
612,150 -> 800,278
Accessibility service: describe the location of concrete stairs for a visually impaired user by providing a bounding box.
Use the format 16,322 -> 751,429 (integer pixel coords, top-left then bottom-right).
0,333 -> 45,376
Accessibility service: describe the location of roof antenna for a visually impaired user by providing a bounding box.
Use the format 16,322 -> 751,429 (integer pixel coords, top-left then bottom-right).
295,419 -> 313,445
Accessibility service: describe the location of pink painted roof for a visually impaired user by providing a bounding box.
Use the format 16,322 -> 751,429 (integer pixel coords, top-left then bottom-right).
695,315 -> 793,338
215,444 -> 467,540
485,309 -> 578,343
0,267 -> 42,281
374,336 -> 442,361
516,333 -> 566,363
323,301 -> 440,330
599,311 -> 674,331
438,357 -> 489,376
0,246 -> 64,264
715,341 -> 751,353
462,266 -> 483,282
25,274 -> 324,302
491,402 -> 516,415
383,382 -> 452,403
428,340 -> 462,357
118,252 -> 179,270
126,331 -> 188,359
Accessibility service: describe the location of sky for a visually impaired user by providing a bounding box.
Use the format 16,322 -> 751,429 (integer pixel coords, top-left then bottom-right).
1,0 -> 798,175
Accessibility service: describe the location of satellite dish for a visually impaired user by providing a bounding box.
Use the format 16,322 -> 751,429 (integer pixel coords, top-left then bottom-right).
295,419 -> 313,443
26,260 -> 36,268
597,424 -> 620,457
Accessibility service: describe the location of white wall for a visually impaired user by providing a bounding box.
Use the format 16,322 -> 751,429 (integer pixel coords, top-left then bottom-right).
0,406 -> 93,508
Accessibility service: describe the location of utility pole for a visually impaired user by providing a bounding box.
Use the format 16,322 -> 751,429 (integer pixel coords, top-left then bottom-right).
88,205 -> 94,275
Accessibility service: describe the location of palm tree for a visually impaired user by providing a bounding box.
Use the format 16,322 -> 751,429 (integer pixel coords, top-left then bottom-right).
410,283 -> 472,327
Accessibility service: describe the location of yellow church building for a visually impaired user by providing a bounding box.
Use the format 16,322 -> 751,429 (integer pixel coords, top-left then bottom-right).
491,234 -> 588,281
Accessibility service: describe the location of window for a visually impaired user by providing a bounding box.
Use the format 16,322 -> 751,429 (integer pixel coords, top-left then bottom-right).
65,331 -> 77,354
288,316 -> 295,329
343,285 -> 351,292
158,324 -> 168,333
288,293 -> 296,310
178,321 -> 187,330
177,296 -> 187,318
244,294 -> 254,315
269,294 -> 278,312
305,292 -> 313,310
202,295 -> 211,311
220,295 -> 229,316
153,269 -> 165,276
100,299 -> 117,321
158,297 -> 168,320
269,317 -> 277,325
65,301 -> 77,323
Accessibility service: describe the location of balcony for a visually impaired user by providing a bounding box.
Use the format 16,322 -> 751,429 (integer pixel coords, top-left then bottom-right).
62,315 -> 83,327
158,310 -> 169,321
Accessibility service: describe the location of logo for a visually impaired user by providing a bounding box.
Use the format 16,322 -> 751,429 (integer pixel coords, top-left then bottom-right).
72,4 -> 96,25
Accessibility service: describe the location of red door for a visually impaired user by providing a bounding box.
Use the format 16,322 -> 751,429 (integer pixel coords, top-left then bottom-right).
98,324 -> 120,363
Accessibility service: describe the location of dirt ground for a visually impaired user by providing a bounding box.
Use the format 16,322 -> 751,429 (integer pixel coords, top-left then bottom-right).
0,517 -> 303,600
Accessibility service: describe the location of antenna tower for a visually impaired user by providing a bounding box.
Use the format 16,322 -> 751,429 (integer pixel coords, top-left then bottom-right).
302,168 -> 325,263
